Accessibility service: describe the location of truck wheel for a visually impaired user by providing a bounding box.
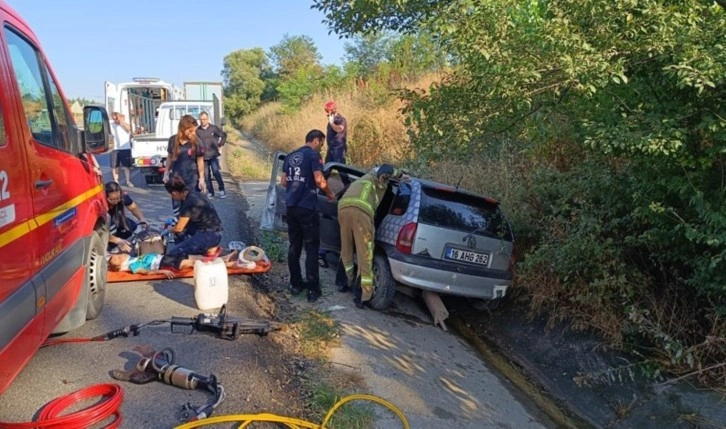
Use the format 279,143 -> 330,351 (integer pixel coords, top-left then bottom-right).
85,231 -> 107,320
370,254 -> 396,310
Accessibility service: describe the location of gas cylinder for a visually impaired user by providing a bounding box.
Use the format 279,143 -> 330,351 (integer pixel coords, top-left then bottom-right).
193,258 -> 228,310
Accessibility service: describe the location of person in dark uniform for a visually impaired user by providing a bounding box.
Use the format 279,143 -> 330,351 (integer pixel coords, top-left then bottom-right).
164,114 -> 206,193
280,129 -> 335,302
105,181 -> 147,253
324,100 -> 347,163
164,114 -> 206,226
164,175 -> 223,260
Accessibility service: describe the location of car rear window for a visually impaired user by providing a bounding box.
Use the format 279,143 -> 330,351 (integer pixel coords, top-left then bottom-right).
419,186 -> 512,241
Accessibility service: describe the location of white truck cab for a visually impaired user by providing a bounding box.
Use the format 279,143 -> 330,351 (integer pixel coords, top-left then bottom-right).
131,100 -> 220,185
154,101 -> 216,138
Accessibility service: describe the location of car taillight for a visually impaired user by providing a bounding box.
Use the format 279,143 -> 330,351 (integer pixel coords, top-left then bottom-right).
396,222 -> 418,254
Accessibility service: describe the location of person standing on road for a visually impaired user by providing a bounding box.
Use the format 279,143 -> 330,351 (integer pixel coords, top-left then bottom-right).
110,112 -> 134,187
319,100 -> 348,268
197,111 -> 228,199
164,115 -> 207,224
280,129 -> 335,302
105,181 -> 147,253
338,164 -> 403,309
164,175 -> 223,259
164,115 -> 206,193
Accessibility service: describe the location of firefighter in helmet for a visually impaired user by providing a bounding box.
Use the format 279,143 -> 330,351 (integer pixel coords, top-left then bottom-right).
337,164 -> 404,308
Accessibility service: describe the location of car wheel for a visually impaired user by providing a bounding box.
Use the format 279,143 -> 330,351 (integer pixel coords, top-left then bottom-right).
370,254 -> 396,310
85,231 -> 107,320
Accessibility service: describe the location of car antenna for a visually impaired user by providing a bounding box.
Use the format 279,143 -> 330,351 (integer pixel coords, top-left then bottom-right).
455,174 -> 464,191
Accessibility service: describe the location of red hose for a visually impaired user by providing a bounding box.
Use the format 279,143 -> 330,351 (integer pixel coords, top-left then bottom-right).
0,383 -> 124,429
40,337 -> 101,348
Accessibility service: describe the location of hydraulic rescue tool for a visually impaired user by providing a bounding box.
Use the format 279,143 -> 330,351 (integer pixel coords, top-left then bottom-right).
170,304 -> 277,340
111,345 -> 225,422
41,305 -> 280,348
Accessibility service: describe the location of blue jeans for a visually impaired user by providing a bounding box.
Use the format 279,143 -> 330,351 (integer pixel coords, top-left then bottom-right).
204,158 -> 225,194
167,231 -> 222,259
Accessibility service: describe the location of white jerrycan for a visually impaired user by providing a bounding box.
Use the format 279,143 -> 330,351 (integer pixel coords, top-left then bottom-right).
193,257 -> 229,310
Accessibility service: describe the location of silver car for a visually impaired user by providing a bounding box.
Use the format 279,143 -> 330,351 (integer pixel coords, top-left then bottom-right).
263,152 -> 514,310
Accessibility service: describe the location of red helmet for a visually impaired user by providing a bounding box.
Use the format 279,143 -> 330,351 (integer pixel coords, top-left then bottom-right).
324,101 -> 336,112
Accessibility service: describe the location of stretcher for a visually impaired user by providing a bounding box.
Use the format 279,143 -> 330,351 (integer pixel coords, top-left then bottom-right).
107,259 -> 272,283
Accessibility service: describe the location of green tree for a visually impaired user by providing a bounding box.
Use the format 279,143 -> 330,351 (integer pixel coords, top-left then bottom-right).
268,34 -> 323,79
68,97 -> 98,106
267,35 -> 325,110
221,48 -> 269,120
277,64 -> 324,112
387,32 -> 447,80
313,0 -> 726,383
343,32 -> 391,78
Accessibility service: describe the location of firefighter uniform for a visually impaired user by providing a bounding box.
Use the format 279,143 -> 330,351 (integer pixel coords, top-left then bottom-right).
338,164 -> 398,305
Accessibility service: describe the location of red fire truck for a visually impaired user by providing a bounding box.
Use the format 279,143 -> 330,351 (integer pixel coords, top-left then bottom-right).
0,0 -> 112,393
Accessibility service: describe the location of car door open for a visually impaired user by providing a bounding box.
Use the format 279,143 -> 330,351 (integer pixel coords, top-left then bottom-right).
261,151 -> 288,231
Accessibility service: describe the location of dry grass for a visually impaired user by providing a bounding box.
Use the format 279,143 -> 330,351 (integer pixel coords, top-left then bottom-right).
239,82 -> 438,169
223,124 -> 272,181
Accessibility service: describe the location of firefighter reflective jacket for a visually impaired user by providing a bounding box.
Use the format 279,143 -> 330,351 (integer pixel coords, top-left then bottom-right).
338,170 -> 388,219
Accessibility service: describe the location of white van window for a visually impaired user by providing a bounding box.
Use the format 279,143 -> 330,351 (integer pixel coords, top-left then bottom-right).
4,27 -> 64,150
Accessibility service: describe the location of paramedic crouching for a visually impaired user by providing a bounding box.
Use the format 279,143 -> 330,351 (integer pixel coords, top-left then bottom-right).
164,175 -> 223,258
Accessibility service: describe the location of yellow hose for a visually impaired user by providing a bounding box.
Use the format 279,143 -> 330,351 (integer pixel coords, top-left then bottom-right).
174,393 -> 410,429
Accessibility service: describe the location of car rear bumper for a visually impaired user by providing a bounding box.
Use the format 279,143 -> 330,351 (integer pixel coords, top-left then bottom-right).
384,245 -> 511,300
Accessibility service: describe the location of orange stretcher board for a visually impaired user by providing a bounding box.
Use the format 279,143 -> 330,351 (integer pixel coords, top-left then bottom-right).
107,260 -> 272,283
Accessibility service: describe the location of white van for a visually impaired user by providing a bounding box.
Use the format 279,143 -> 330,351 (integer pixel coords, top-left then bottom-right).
131,100 -> 221,184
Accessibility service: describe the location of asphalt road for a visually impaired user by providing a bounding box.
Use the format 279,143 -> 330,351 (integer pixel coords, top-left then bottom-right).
0,159 -> 296,428
0,153 -> 554,428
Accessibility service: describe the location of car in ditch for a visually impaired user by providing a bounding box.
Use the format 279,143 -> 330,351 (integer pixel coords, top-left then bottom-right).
262,151 -> 515,310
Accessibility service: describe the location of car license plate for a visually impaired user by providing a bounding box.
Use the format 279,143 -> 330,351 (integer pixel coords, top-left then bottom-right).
445,247 -> 490,265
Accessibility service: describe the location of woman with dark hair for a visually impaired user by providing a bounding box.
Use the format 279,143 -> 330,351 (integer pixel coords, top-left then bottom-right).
163,114 -> 206,194
105,181 -> 147,253
164,175 -> 223,259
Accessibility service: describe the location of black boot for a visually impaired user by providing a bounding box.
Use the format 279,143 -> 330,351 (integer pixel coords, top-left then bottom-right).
353,285 -> 365,309
289,282 -> 306,296
307,287 -> 322,302
335,257 -> 351,292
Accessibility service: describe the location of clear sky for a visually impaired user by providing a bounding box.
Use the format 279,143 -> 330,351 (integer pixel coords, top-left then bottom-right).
10,1 -> 349,101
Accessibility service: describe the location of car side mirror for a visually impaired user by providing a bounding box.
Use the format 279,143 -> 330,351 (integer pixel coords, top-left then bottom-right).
83,105 -> 111,154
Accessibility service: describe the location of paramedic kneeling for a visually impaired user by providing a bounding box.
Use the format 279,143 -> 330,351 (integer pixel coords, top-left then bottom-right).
164,175 -> 223,258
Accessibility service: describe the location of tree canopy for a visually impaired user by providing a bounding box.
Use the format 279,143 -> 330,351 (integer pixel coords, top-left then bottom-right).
311,0 -> 726,384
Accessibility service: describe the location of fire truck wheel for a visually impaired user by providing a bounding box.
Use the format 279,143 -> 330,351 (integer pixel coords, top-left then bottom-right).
85,231 -> 107,320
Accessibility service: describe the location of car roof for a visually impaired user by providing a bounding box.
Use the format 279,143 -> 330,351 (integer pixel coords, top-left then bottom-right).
323,160 -> 499,205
